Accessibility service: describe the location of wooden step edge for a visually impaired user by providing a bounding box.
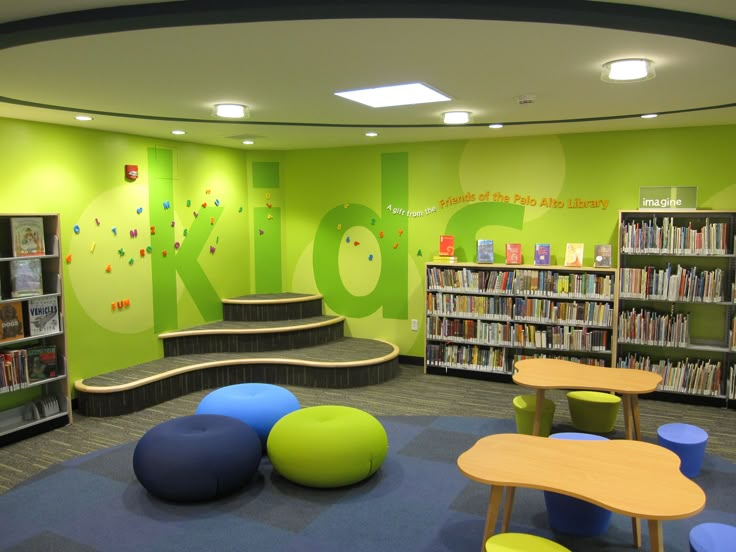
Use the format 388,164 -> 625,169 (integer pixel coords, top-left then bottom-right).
157,315 -> 345,339
221,293 -> 323,305
74,340 -> 399,394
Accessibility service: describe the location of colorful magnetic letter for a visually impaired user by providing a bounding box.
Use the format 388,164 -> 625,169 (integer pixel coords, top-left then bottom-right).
105,264 -> 112,272
65,254 -> 72,263
137,207 -> 143,214
73,225 -> 80,234
215,199 -> 220,206
174,241 -> 181,249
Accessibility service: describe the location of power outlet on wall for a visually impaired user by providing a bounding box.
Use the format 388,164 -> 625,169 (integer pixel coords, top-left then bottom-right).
411,319 -> 418,331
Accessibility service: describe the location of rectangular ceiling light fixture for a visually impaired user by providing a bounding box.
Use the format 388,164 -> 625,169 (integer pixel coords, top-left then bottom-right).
335,82 -> 451,108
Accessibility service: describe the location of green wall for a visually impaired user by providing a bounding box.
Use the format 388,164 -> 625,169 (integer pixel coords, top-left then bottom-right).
1,117 -> 734,401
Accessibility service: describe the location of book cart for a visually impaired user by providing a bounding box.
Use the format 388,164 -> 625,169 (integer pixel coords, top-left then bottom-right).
0,214 -> 70,444
424,262 -> 617,379
617,210 -> 736,409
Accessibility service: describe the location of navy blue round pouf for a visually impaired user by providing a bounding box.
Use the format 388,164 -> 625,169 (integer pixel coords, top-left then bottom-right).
133,414 -> 261,502
195,383 -> 301,450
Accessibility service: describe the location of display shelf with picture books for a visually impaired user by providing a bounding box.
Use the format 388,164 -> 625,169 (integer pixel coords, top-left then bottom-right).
425,261 -> 617,379
616,210 -> 736,409
0,213 -> 70,444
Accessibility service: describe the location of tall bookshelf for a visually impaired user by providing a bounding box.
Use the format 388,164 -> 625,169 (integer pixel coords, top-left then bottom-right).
617,210 -> 736,408
425,262 -> 617,379
0,214 -> 70,444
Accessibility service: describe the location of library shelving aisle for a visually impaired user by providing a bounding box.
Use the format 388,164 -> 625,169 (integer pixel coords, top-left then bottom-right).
617,210 -> 736,408
0,213 -> 70,444
424,262 -> 617,380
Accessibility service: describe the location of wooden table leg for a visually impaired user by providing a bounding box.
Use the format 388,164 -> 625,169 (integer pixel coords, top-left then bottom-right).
482,485 -> 505,552
533,389 -> 545,436
631,394 -> 642,441
622,394 -> 633,440
647,519 -> 664,552
501,487 -> 516,533
632,517 -> 642,548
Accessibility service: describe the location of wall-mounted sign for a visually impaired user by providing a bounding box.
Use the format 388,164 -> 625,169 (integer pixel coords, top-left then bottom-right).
639,186 -> 697,210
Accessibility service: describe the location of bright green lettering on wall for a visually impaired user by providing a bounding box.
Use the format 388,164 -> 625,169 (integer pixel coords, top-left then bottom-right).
254,207 -> 282,292
314,152 -> 408,318
252,161 -> 280,188
148,147 -> 222,331
445,202 -> 526,261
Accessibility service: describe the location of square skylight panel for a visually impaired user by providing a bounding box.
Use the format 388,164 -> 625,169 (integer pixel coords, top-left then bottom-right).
334,82 -> 451,108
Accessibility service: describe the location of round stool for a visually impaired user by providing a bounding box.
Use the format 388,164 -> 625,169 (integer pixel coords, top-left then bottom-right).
543,432 -> 613,537
566,390 -> 621,434
689,522 -> 736,552
133,414 -> 262,502
657,422 -> 708,477
513,394 -> 556,437
195,383 -> 300,450
267,405 -> 388,488
485,532 -> 571,551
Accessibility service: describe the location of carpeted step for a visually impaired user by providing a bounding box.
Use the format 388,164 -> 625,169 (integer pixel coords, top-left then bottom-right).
222,292 -> 324,322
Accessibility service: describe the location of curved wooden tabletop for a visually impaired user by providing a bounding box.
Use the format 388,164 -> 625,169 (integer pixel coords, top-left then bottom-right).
457,433 -> 705,520
513,358 -> 662,394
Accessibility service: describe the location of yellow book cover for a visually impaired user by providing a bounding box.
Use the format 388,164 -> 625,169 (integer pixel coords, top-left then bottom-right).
564,243 -> 584,267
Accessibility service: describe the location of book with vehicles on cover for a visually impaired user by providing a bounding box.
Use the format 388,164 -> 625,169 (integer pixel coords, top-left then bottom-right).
534,243 -> 551,265
476,240 -> 494,263
10,258 -> 43,297
0,301 -> 25,343
26,345 -> 58,382
27,295 -> 60,336
505,243 -> 522,264
439,235 -> 455,257
11,217 -> 46,257
564,242 -> 584,267
594,244 -> 613,267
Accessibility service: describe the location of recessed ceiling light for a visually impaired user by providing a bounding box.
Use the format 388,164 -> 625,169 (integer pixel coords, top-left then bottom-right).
641,113 -> 658,119
171,130 -> 186,135
75,115 -> 93,121
365,132 -> 378,137
489,123 -> 504,129
214,104 -> 247,118
242,140 -> 254,145
443,111 -> 471,125
602,58 -> 655,82
335,82 -> 451,108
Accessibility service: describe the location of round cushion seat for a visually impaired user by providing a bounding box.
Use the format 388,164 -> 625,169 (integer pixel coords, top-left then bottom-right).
195,383 -> 301,449
485,532 -> 571,551
689,522 -> 736,552
657,422 -> 708,477
133,414 -> 262,502
267,405 -> 388,488
566,390 -> 621,434
513,394 -> 556,437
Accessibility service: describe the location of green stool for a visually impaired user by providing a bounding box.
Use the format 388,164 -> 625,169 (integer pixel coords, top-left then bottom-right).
567,390 -> 621,434
513,394 -> 556,437
485,533 -> 571,551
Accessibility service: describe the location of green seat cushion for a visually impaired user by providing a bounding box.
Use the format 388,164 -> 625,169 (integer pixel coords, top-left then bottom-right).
512,394 -> 556,437
567,390 -> 622,404
485,532 -> 571,551
267,405 -> 388,488
567,391 -> 621,434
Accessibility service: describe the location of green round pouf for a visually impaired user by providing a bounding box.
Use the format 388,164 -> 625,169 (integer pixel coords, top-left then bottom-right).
267,405 -> 388,488
485,533 -> 571,551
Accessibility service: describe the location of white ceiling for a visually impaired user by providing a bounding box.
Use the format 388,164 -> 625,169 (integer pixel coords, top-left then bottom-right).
0,1 -> 734,150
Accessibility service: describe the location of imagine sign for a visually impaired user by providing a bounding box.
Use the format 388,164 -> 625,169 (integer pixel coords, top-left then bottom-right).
639,186 -> 697,210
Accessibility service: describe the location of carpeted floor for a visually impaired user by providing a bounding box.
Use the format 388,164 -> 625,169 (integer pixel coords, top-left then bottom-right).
0,414 -> 735,552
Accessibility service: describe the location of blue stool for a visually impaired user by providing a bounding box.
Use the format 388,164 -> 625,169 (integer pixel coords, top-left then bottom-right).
196,383 -> 301,450
657,423 -> 708,477
543,432 -> 613,537
689,522 -> 736,552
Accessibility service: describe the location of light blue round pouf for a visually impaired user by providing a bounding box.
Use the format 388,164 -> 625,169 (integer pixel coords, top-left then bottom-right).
195,383 -> 301,450
689,522 -> 736,552
657,422 -> 708,478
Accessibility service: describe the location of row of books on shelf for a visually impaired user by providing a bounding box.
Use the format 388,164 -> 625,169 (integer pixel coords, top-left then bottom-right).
426,294 -> 614,327
1,345 -> 59,391
617,353 -> 723,397
617,308 -> 690,348
0,257 -> 45,299
620,215 -> 731,255
0,296 -> 61,343
728,367 -> 736,400
619,265 -> 725,303
427,266 -> 615,299
426,317 -> 611,352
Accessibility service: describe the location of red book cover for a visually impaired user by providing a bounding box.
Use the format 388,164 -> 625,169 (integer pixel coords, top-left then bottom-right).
505,243 -> 522,264
439,235 -> 455,256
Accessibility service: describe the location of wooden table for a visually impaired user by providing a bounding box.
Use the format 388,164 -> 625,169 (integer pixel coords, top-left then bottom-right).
513,358 -> 662,440
458,433 -> 706,552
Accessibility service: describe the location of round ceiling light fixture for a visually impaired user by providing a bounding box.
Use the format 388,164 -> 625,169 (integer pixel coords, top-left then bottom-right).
601,58 -> 655,82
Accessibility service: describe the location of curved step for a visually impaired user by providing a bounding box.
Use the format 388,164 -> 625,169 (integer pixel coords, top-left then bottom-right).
222,292 -> 324,322
74,338 -> 400,417
160,315 -> 345,356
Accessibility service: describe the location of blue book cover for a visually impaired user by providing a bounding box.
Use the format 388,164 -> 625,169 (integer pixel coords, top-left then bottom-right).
476,240 -> 494,263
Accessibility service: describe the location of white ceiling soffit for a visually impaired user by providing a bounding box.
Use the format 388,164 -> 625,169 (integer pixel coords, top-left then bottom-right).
0,0 -> 734,150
